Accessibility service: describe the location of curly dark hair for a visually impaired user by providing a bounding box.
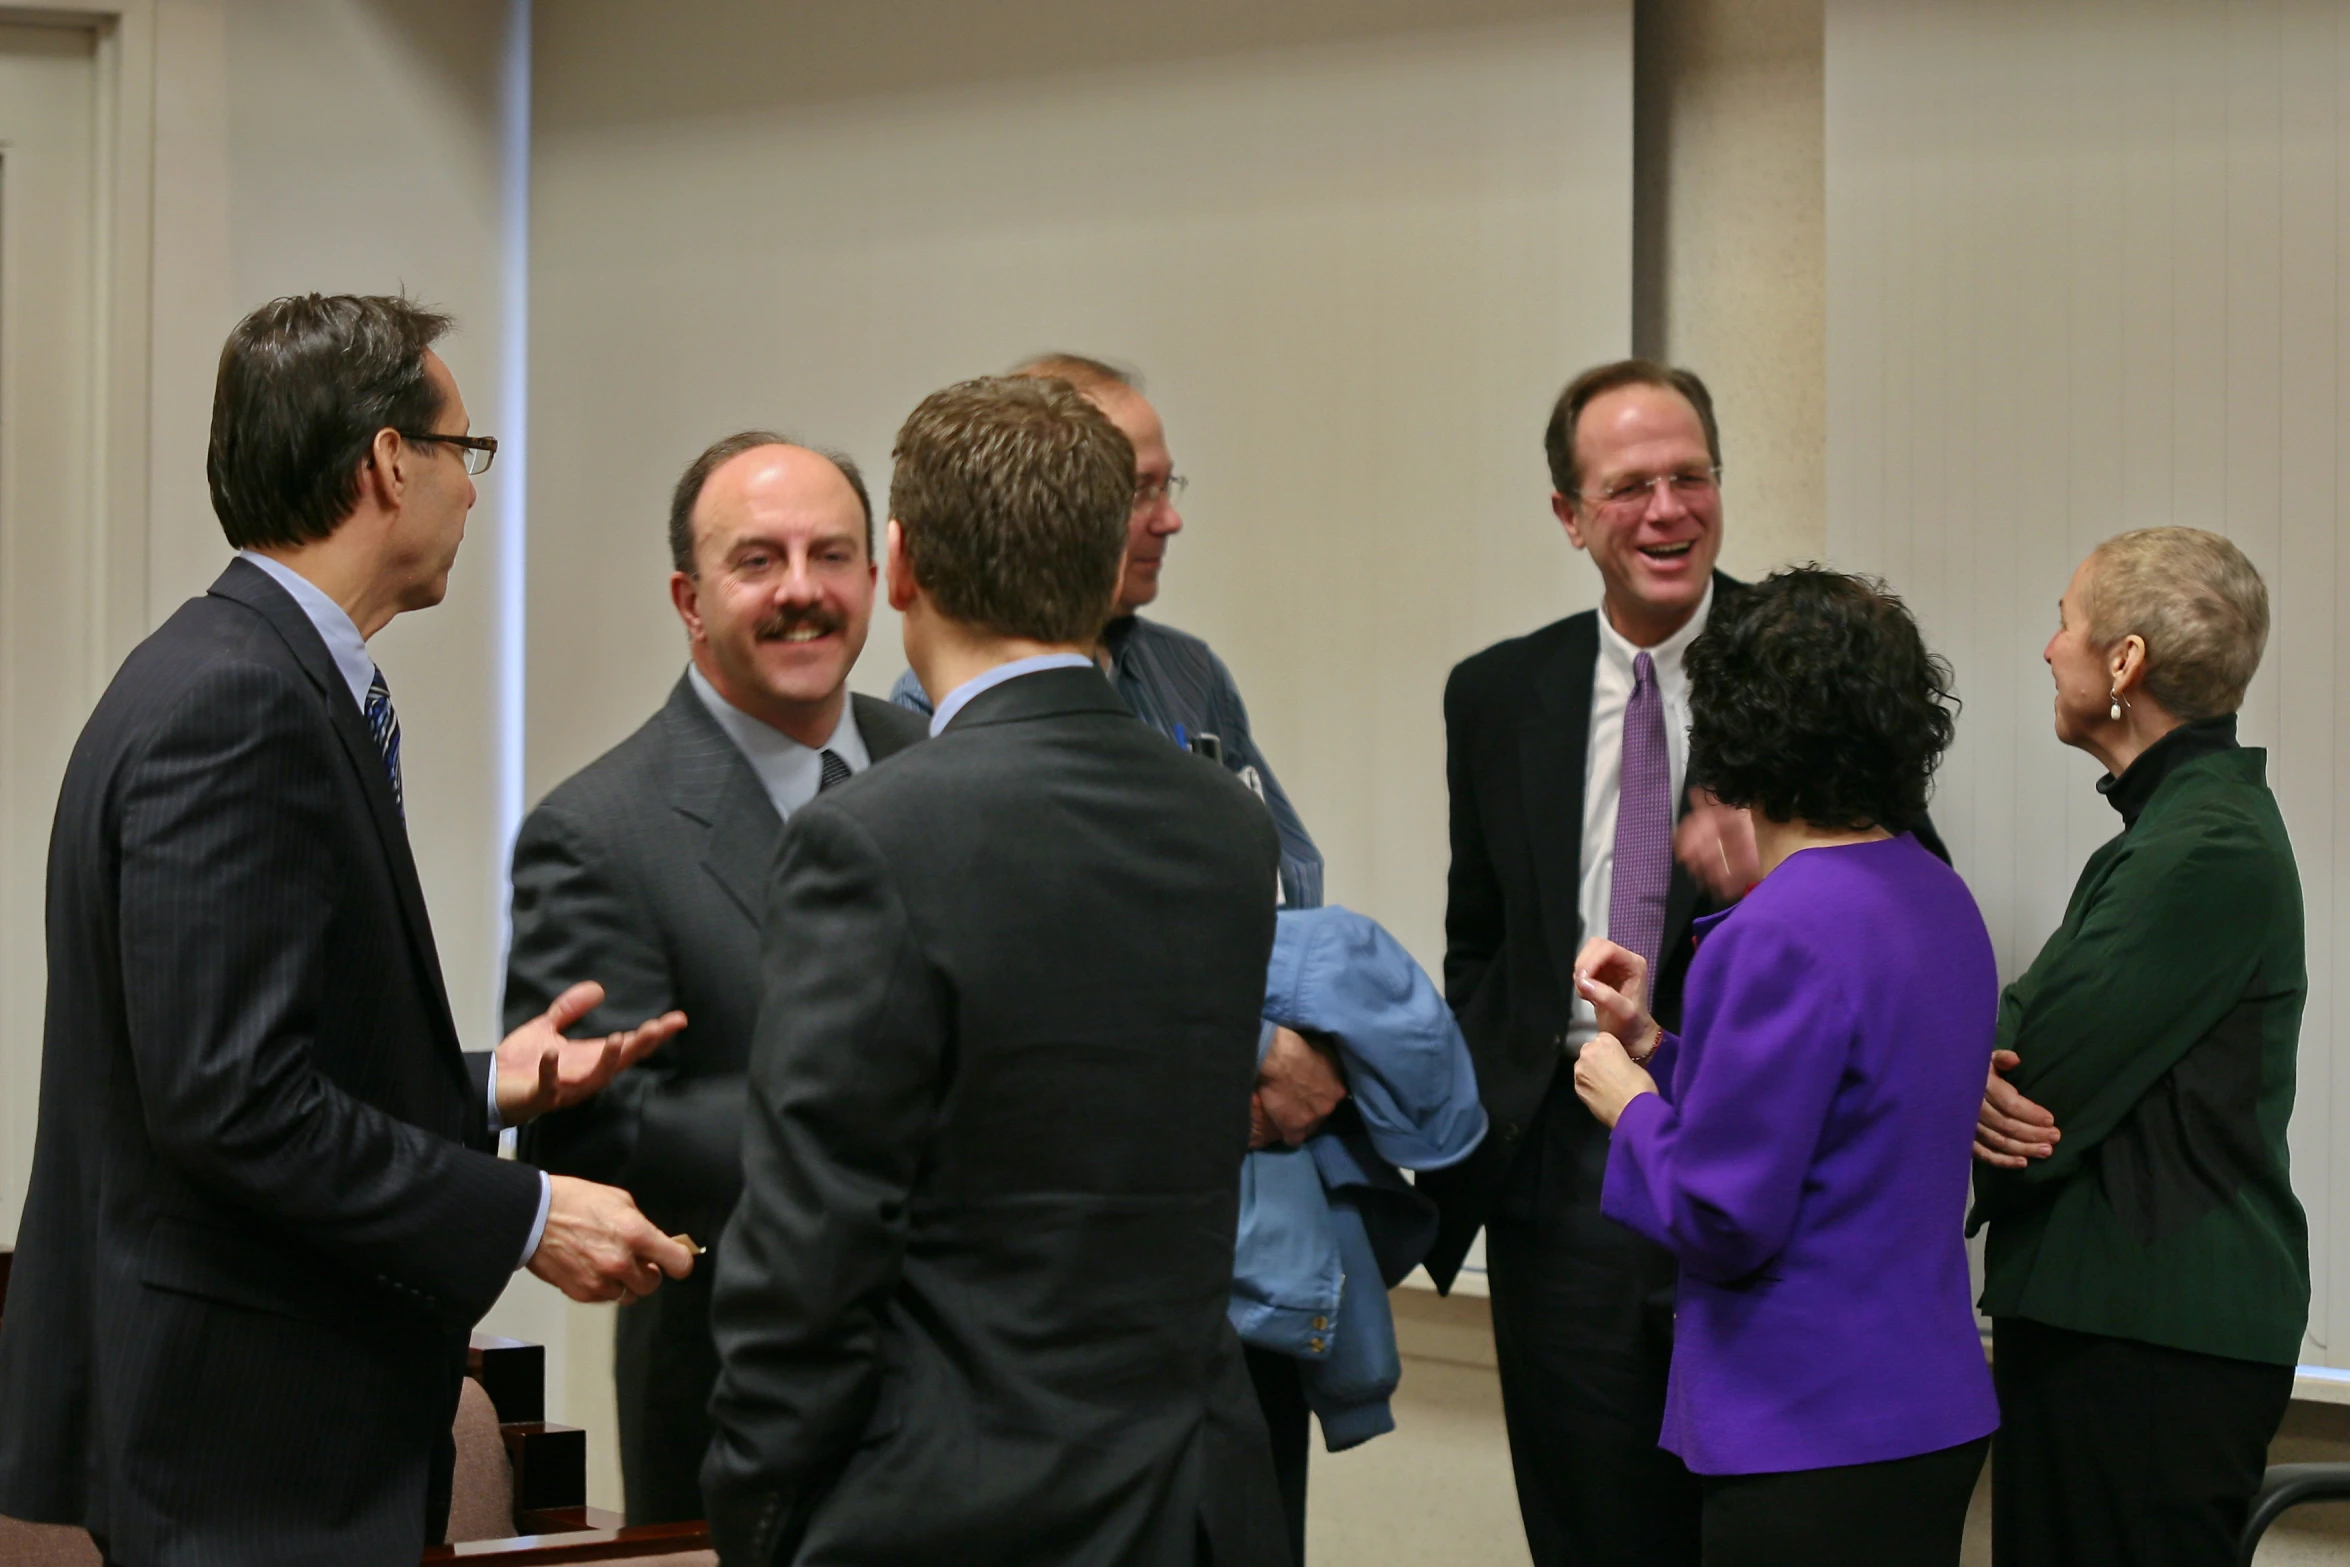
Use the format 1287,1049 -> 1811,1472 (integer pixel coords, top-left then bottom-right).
1686,566 -> 1958,831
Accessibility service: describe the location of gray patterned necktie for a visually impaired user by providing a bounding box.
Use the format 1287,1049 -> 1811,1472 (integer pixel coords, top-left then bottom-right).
1609,650 -> 1671,976
817,748 -> 852,793
363,666 -> 404,819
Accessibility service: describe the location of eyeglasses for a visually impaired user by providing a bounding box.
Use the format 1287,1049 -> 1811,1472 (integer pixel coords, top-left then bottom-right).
1578,466 -> 1720,520
401,432 -> 499,476
1134,474 -> 1188,510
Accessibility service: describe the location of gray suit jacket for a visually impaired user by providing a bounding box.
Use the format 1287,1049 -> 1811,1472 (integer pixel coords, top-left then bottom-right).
508,678 -> 926,1241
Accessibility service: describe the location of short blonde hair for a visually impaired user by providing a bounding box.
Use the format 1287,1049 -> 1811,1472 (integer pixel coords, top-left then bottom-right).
2086,527 -> 2269,721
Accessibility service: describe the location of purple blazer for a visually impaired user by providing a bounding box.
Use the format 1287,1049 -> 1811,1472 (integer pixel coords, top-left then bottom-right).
1602,834 -> 2000,1475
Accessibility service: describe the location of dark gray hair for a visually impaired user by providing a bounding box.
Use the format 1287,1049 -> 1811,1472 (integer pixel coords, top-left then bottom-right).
207,293 -> 453,550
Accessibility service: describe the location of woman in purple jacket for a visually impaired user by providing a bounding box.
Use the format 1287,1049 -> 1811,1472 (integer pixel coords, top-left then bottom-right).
1572,567 -> 1999,1567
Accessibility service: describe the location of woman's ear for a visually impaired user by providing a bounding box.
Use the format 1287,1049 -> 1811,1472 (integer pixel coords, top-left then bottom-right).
2107,632 -> 2150,696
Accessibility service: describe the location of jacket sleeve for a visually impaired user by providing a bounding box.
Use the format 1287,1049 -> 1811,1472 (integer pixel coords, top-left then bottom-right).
702,805 -> 944,1565
1975,809 -> 2281,1206
117,661 -> 539,1327
505,801 -> 713,1205
1203,647 -> 1324,910
1599,918 -> 1850,1284
1441,662 -> 1504,1015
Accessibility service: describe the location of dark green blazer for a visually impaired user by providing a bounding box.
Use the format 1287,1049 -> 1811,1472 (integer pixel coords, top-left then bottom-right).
1970,730 -> 2308,1365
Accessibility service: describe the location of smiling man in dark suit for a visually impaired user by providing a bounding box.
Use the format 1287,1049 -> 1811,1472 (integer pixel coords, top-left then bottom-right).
0,294 -> 694,1567
507,432 -> 924,1524
703,375 -> 1288,1566
1421,361 -> 1739,1567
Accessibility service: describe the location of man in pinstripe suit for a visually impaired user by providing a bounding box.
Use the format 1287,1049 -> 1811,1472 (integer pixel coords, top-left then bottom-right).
508,432 -> 926,1525
0,295 -> 692,1567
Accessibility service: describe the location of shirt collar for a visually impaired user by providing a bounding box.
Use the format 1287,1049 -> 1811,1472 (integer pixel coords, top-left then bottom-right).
237,549 -> 376,711
2097,713 -> 2239,827
1595,581 -> 1714,678
929,652 -> 1097,736
686,665 -> 869,820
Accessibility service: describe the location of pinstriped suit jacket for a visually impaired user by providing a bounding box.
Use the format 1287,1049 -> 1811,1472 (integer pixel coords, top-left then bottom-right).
0,557 -> 543,1566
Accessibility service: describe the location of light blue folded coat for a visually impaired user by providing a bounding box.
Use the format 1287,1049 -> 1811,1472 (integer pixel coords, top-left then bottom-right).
1228,906 -> 1486,1450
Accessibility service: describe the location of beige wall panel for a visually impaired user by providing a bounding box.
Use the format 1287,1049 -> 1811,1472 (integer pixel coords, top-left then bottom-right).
527,0 -> 1634,978
1635,0 -> 1828,574
1827,0 -> 2348,1363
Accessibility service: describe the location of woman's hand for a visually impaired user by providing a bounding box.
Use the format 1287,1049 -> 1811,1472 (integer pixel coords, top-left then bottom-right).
1573,937 -> 1663,1062
1573,1032 -> 1659,1129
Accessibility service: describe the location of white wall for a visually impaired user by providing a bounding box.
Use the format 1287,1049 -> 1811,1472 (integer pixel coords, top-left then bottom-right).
1827,0 -> 2349,1365
526,0 -> 1635,980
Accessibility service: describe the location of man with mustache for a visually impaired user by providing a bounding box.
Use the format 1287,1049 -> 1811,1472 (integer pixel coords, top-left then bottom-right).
505,433 -> 926,1524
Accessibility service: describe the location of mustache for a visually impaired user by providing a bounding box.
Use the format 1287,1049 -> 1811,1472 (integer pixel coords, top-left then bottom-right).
753,605 -> 844,642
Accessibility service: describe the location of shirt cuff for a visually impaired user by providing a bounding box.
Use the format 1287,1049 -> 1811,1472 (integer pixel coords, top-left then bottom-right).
518,1171 -> 552,1268
486,1049 -> 505,1135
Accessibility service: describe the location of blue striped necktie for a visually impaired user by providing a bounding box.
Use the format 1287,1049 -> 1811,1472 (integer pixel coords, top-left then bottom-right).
363,666 -> 404,819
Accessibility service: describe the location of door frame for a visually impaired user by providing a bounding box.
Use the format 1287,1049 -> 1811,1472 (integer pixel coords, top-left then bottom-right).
2,0 -> 152,680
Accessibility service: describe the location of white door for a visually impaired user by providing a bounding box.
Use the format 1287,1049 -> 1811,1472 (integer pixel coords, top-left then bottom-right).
0,20 -> 100,1242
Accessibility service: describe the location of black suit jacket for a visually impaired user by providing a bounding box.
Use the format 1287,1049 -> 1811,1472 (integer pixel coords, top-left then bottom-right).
1420,573 -> 1946,1286
506,678 -> 925,1524
0,558 -> 542,1565
509,680 -> 927,1242
702,667 -> 1290,1567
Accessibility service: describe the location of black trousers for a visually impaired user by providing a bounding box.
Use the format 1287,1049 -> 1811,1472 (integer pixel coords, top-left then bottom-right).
1244,1344 -> 1310,1566
1485,1075 -> 1702,1567
613,1256 -> 722,1524
1991,1316 -> 2292,1567
1701,1436 -> 1987,1567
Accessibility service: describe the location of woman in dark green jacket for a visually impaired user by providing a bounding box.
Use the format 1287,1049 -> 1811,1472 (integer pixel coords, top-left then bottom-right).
1971,526 -> 2306,1567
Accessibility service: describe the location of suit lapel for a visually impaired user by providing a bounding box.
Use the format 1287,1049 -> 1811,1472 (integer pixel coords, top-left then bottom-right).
661,678 -> 781,926
1520,614 -> 1599,997
852,692 -> 923,762
210,559 -> 464,1074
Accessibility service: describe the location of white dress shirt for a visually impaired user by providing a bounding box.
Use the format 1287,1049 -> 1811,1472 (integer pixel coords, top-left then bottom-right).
1566,583 -> 1714,1055
686,664 -> 873,819
237,550 -> 552,1266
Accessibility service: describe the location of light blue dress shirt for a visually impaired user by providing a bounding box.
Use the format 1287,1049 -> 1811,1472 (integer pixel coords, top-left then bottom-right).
926,652 -> 1098,736
237,550 -> 551,1268
685,664 -> 872,818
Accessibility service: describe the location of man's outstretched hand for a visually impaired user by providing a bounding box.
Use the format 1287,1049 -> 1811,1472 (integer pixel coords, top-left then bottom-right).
527,1175 -> 696,1303
496,981 -> 686,1127
1974,1049 -> 2061,1168
1675,788 -> 1760,901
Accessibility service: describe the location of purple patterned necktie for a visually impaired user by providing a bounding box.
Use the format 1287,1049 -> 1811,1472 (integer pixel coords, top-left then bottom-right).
1609,650 -> 1672,977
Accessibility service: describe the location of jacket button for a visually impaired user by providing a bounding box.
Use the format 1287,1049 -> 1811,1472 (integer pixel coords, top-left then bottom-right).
1500,1122 -> 1523,1145
1553,1032 -> 1567,1049
1309,1337 -> 1326,1353
1312,1316 -> 1328,1330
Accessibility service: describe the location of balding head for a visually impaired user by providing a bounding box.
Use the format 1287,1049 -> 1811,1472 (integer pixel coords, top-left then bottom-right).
1006,354 -> 1182,614
667,435 -> 877,746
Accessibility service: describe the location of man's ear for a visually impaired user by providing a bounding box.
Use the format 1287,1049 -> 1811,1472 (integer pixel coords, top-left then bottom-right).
358,427 -> 406,511
1551,491 -> 1588,550
884,519 -> 920,612
669,570 -> 705,642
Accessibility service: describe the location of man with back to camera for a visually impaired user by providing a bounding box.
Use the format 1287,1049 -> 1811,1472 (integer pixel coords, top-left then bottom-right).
888,357 -> 1346,1545
1422,359 -> 1951,1565
703,375 -> 1290,1566
505,432 -> 925,1524
0,294 -> 694,1567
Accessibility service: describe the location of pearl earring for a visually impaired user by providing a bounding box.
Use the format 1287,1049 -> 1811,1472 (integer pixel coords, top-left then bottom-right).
2109,690 -> 2122,721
